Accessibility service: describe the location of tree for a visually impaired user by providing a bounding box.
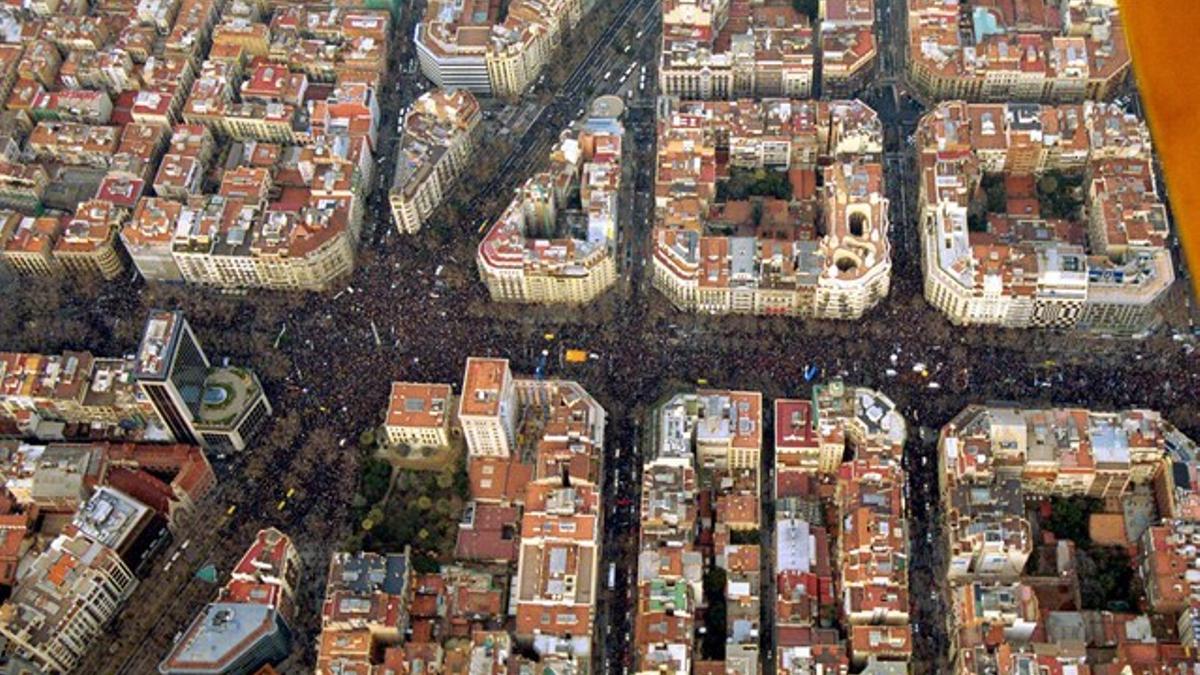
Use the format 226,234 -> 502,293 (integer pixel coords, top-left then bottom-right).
717,167 -> 793,202
981,173 -> 1007,214
358,458 -> 393,507
1036,169 -> 1085,219
359,427 -> 377,449
701,567 -> 728,660
1046,497 -> 1099,543
791,0 -> 819,21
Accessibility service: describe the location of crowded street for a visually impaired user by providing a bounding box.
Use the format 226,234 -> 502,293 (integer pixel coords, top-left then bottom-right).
0,0 -> 1191,670
8,172 -> 1193,670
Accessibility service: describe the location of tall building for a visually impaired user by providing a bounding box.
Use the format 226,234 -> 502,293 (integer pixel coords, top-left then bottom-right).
458,358 -> 517,458
133,310 -> 210,446
160,528 -> 300,675
0,533 -> 137,673
133,310 -> 272,452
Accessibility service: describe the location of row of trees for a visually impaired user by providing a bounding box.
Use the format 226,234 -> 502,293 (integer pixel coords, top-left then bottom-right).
716,167 -> 793,202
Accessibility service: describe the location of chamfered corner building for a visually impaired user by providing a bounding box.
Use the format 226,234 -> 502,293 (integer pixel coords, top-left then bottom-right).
159,528 -> 300,675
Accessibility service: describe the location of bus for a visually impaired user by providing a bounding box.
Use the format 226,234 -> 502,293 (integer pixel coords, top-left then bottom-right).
607,563 -> 617,590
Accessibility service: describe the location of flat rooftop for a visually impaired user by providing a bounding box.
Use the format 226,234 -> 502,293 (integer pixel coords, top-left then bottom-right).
460,357 -> 509,418
134,310 -> 184,380
387,382 -> 451,429
161,602 -> 280,672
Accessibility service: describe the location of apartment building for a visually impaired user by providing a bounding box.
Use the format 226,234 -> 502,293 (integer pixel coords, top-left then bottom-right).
160,528 -> 300,675
653,98 -> 891,319
27,121 -> 119,168
660,0 -> 815,100
513,480 -> 601,667
821,0 -> 877,97
478,98 -> 622,305
53,199 -> 128,280
0,212 -> 62,277
385,382 -> 452,449
907,0 -> 1131,103
948,582 -> 1040,662
389,89 -> 481,234
917,101 -> 1172,334
658,389 -> 763,474
0,164 -> 49,214
0,533 -> 137,673
315,550 -> 412,674
459,357 -> 518,458
0,351 -> 165,438
127,144 -> 368,291
416,0 -> 584,96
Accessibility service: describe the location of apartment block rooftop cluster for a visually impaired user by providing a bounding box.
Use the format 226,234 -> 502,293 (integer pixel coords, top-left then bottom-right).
160,528 -> 301,675
458,358 -> 605,668
773,381 -> 910,673
0,0 -> 391,292
660,0 -> 814,100
659,0 -> 876,100
633,387 -> 762,674
0,440 -> 215,672
416,0 -> 587,97
370,357 -> 606,673
478,97 -> 624,305
917,100 -> 1173,334
652,98 -> 891,319
907,0 -> 1131,102
940,405 -> 1166,582
389,89 -> 482,235
314,549 -> 413,673
938,405 -> 1200,673
820,0 -> 879,97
